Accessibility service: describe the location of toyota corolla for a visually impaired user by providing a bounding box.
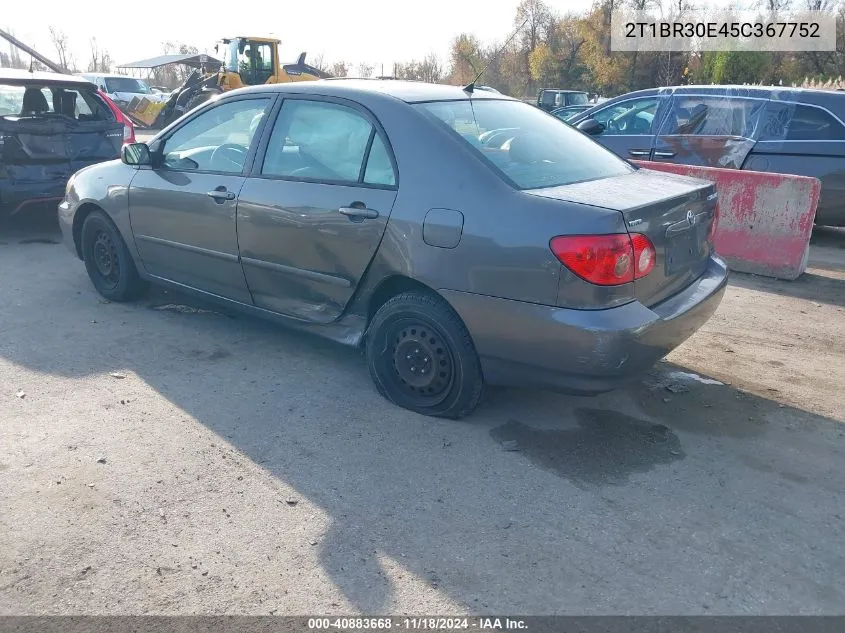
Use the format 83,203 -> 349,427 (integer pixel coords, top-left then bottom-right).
59,80 -> 727,418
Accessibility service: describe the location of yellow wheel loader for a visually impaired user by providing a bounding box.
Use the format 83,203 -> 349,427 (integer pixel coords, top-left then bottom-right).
150,36 -> 329,128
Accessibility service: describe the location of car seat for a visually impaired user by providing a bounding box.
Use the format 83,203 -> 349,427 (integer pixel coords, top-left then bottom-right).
21,88 -> 50,116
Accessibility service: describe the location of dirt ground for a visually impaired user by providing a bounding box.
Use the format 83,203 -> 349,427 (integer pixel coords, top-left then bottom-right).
1,212 -> 843,615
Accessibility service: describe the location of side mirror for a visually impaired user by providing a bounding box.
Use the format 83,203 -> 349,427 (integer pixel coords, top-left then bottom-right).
121,142 -> 152,166
576,118 -> 605,136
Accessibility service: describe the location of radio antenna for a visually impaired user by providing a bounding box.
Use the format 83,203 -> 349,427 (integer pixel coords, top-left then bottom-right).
463,16 -> 529,94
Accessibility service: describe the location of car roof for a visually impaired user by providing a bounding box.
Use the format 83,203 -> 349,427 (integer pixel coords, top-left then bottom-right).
0,67 -> 95,87
81,72 -> 145,80
598,84 -> 845,101
234,79 -> 517,104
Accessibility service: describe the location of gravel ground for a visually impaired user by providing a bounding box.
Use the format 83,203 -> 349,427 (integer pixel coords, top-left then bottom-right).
1,213 -> 844,615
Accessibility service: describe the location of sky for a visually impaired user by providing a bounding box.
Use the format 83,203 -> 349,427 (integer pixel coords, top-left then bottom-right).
5,0 -> 746,75
3,0 -> 597,73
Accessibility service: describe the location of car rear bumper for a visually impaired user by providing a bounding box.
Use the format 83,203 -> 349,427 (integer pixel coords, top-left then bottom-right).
440,254 -> 728,394
0,179 -> 65,216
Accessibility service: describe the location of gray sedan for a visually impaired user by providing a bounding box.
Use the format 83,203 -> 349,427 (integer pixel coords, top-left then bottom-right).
58,80 -> 728,418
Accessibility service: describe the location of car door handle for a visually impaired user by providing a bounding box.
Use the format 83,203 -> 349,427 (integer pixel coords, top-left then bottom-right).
339,206 -> 379,220
653,150 -> 676,158
207,188 -> 236,201
628,149 -> 651,157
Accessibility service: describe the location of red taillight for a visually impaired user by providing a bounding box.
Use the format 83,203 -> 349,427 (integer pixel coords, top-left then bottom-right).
97,89 -> 134,145
550,233 -> 655,286
123,120 -> 136,144
631,233 -> 656,279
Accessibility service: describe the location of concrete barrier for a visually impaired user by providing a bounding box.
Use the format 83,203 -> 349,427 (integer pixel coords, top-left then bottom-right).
631,161 -> 821,280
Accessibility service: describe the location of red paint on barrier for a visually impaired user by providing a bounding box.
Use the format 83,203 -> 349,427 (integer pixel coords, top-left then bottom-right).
631,161 -> 821,280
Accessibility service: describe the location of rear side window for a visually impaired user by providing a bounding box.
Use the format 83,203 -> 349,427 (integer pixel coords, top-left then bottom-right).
659,96 -> 764,138
759,103 -> 845,141
540,91 -> 557,107
261,99 -> 396,187
0,83 -> 111,121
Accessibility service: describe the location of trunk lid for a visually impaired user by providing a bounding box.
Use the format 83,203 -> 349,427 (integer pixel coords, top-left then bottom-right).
527,169 -> 717,306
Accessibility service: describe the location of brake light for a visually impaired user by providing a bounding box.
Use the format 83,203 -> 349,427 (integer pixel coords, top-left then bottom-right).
631,233 -> 656,278
97,89 -> 135,145
550,233 -> 655,286
122,119 -> 136,144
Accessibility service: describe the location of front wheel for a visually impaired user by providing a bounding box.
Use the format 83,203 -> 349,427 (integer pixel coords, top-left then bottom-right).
366,291 -> 484,418
80,211 -> 148,302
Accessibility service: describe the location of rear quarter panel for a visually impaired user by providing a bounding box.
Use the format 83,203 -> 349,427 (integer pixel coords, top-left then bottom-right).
353,98 -> 628,308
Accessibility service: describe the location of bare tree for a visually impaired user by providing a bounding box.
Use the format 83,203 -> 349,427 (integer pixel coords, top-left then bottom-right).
356,61 -> 374,78
48,26 -> 74,72
3,27 -> 26,69
310,53 -> 328,74
330,61 -> 350,77
88,37 -> 112,73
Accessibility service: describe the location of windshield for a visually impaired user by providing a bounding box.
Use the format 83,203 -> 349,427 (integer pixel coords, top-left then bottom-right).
415,99 -> 632,190
104,77 -> 150,94
223,40 -> 239,72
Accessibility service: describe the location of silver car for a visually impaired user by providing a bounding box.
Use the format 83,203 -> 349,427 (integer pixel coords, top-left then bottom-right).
59,80 -> 727,418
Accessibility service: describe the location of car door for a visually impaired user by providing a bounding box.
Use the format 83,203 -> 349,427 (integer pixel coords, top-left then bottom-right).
584,95 -> 664,160
744,100 -> 845,226
128,95 -> 273,303
652,94 -> 766,168
236,96 -> 398,323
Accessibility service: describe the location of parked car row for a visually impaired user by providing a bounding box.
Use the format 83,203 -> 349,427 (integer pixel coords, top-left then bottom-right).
568,85 -> 845,227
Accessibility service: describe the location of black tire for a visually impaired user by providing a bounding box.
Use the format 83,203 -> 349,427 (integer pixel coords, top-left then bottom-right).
366,291 -> 484,419
80,211 -> 148,302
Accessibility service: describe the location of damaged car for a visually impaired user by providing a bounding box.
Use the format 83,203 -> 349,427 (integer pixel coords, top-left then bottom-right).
0,69 -> 125,217
59,80 -> 727,418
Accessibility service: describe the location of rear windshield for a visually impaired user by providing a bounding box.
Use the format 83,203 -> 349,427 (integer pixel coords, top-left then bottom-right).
415,99 -> 632,190
104,77 -> 150,94
0,82 -> 112,122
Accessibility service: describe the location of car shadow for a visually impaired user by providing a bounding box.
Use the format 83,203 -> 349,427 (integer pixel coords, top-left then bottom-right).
727,268 -> 845,308
2,213 -> 845,613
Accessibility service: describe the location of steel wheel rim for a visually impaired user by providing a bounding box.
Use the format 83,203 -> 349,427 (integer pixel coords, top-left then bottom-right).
92,230 -> 120,289
384,317 -> 454,406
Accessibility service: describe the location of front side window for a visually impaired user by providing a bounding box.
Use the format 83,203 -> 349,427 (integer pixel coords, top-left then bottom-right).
568,92 -> 588,106
262,100 -> 391,185
162,98 -> 270,173
415,99 -> 632,190
592,97 -> 658,136
659,96 -> 764,138
0,83 -> 110,121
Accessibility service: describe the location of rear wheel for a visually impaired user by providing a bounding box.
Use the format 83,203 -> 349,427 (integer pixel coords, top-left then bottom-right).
366,291 -> 484,418
81,211 -> 147,302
